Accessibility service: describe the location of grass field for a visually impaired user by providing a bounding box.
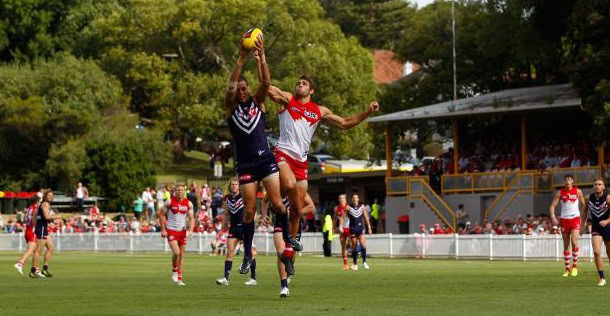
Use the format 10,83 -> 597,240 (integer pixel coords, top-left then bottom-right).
1,252 -> 608,315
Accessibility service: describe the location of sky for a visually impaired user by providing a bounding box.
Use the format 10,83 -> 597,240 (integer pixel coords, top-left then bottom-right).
414,0 -> 436,9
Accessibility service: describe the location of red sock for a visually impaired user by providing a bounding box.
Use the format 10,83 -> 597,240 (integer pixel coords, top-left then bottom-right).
572,247 -> 579,269
342,257 -> 348,265
177,270 -> 183,281
282,243 -> 294,258
172,267 -> 178,273
564,250 -> 570,271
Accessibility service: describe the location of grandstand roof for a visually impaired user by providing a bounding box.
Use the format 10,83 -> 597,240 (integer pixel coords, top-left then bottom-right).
368,83 -> 581,123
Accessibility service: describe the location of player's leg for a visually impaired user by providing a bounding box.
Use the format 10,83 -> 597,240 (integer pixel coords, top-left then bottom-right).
274,231 -> 290,298
603,239 -> 610,286
40,237 -> 54,277
245,245 -> 258,285
289,183 -> 307,238
350,235 -> 359,270
359,234 -> 369,269
217,238 -> 237,285
279,163 -> 302,251
592,235 -> 605,285
31,239 -> 45,278
340,232 -> 349,269
561,228 -> 571,276
15,241 -> 36,275
239,181 -> 257,273
570,226 -> 580,276
168,240 -> 181,283
177,243 -> 186,285
263,173 -> 287,216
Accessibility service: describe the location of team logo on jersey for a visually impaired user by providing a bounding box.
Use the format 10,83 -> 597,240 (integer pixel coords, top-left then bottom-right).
232,102 -> 261,134
258,150 -> 265,156
288,104 -> 320,126
561,194 -> 578,203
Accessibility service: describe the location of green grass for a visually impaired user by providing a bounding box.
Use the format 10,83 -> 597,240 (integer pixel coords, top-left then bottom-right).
1,252 -> 609,315
156,150 -> 234,185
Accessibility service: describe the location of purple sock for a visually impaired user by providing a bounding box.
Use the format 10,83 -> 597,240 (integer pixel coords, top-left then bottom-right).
243,221 -> 255,259
224,260 -> 232,280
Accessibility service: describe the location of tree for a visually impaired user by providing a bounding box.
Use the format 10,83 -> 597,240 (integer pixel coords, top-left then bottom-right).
319,0 -> 416,50
83,0 -> 377,160
563,0 -> 610,138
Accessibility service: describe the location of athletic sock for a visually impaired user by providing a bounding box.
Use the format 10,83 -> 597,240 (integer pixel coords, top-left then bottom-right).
282,243 -> 294,259
30,267 -> 36,273
172,267 -> 178,273
352,249 -> 358,265
362,248 -> 367,263
17,261 -> 23,266
224,260 -> 232,280
177,270 -> 183,281
572,247 -> 579,269
280,279 -> 288,288
342,256 -> 348,266
276,213 -> 290,242
43,265 -> 48,271
243,221 -> 255,259
564,250 -> 570,271
599,270 -> 605,279
250,259 -> 257,279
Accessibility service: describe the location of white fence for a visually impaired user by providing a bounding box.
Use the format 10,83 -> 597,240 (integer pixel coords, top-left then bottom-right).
0,232 -> 605,260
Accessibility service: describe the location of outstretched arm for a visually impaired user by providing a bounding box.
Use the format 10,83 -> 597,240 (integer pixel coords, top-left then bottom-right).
320,101 -> 380,130
268,85 -> 292,106
224,42 -> 250,117
252,35 -> 270,111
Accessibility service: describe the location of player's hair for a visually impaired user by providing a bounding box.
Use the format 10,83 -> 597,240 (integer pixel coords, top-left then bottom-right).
228,176 -> 239,189
338,193 -> 346,199
175,183 -> 185,189
43,189 -> 53,202
299,75 -> 315,91
593,176 -> 605,184
238,76 -> 249,86
564,174 -> 573,180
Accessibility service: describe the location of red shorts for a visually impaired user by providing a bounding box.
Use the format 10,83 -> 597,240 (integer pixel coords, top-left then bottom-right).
25,230 -> 36,243
275,149 -> 308,181
340,228 -> 350,242
560,217 -> 580,233
167,229 -> 187,246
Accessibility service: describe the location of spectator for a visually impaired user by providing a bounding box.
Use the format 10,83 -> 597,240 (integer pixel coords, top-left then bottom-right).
142,187 -> 155,223
370,199 -> 380,234
89,202 -> 100,221
130,217 -> 141,234
133,194 -> 144,220
456,204 -> 469,229
75,182 -> 89,213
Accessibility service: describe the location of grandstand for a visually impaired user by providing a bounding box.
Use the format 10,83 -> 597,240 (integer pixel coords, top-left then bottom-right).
369,84 -> 603,234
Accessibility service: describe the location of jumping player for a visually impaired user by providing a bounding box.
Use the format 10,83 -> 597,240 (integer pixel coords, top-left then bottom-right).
159,184 -> 194,286
14,192 -> 42,277
333,194 -> 350,270
216,177 -> 259,286
582,177 -> 610,286
268,77 -> 379,271
31,190 -> 62,278
224,31 -> 294,275
550,174 -> 585,277
344,193 -> 372,270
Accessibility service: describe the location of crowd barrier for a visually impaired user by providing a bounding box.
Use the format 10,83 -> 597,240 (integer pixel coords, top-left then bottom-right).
0,233 -> 605,260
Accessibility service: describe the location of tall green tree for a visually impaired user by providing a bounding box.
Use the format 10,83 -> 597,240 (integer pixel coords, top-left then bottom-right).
83,0 -> 377,160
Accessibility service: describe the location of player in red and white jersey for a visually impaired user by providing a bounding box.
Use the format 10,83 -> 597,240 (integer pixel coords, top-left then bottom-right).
159,184 -> 194,286
14,192 -> 42,276
333,194 -> 351,270
550,174 -> 585,277
268,76 -> 379,272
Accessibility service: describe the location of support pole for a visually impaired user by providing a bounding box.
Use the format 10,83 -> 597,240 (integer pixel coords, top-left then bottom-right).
386,124 -> 392,178
521,114 -> 527,170
599,143 -> 605,166
453,119 -> 459,174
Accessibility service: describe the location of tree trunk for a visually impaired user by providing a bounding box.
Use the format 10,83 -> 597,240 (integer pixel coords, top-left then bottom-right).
172,135 -> 185,162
